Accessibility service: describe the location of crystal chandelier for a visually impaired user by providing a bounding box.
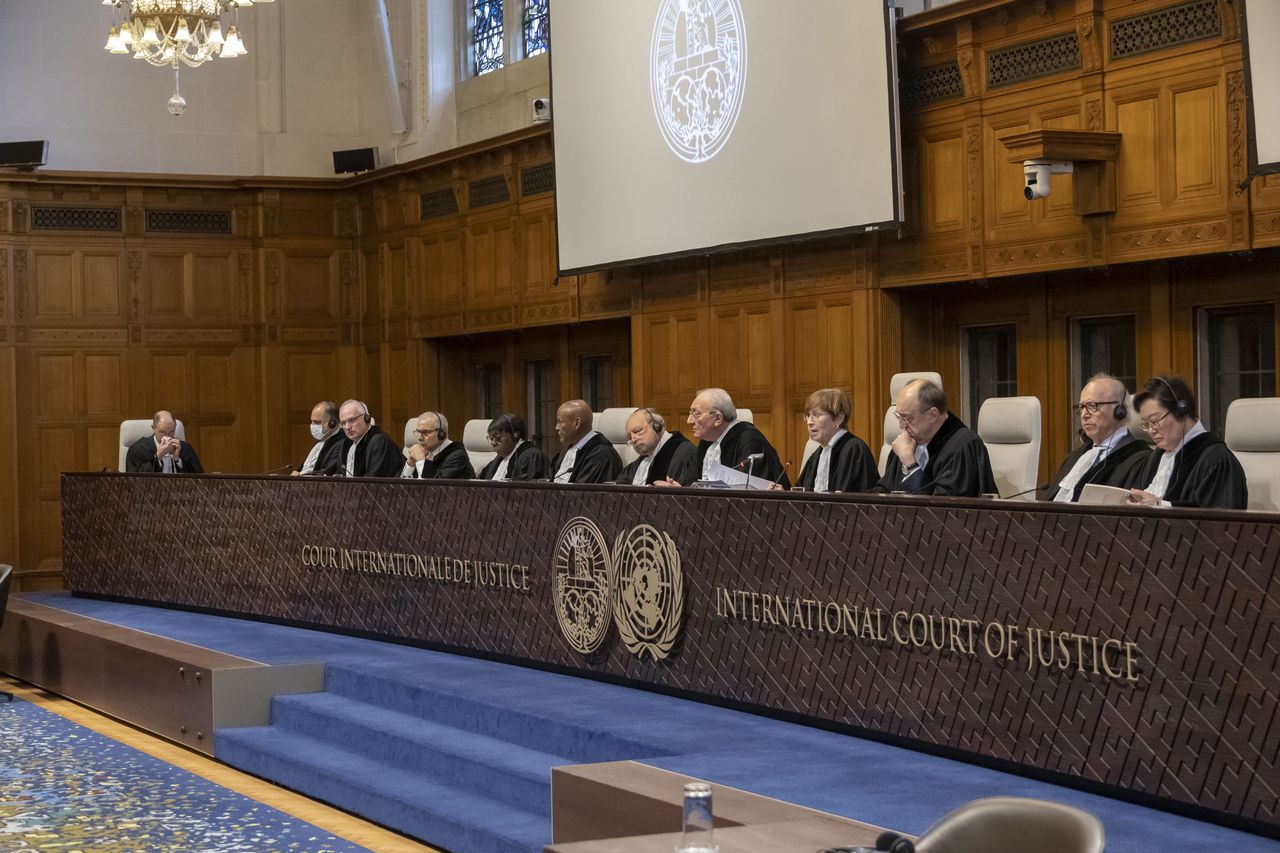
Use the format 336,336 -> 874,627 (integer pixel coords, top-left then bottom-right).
102,0 -> 274,114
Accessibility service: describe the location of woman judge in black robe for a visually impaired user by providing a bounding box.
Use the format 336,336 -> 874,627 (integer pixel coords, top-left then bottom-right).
794,388 -> 877,493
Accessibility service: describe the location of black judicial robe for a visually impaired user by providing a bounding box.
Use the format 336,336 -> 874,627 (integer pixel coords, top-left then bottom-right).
550,432 -> 623,484
696,421 -> 791,489
125,436 -> 204,474
406,441 -> 475,480
478,441 -> 552,481
615,431 -> 699,486
875,413 -> 995,497
796,432 -> 878,493
1129,431 -> 1249,510
1036,432 -> 1148,502
346,426 -> 403,478
302,430 -> 347,476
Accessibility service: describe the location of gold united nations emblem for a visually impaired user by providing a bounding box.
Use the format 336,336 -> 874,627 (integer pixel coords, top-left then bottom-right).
552,517 -> 615,654
550,518 -> 684,661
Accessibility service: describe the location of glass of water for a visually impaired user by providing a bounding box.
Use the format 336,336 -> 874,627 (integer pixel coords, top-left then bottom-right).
677,782 -> 717,852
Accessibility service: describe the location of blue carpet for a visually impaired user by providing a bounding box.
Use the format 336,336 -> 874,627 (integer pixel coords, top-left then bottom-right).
0,692 -> 369,852
19,592 -> 1280,853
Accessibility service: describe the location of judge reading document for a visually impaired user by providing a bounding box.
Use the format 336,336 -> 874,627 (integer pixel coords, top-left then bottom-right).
125,410 -> 203,474
672,387 -> 789,488
400,411 -> 475,480
794,388 -> 877,493
876,379 -> 995,497
616,408 -> 698,486
549,399 -> 623,484
1125,375 -> 1248,510
478,413 -> 552,481
1039,375 -> 1148,502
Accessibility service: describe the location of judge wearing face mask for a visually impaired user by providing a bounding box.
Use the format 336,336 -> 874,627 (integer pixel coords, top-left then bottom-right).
294,400 -> 346,476
1125,375 -> 1248,509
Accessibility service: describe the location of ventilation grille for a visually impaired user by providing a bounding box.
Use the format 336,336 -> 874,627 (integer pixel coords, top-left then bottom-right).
987,32 -> 1081,89
146,209 -> 232,233
521,163 -> 555,196
30,206 -> 121,232
900,62 -> 964,108
420,188 -> 459,220
468,176 -> 510,208
1110,0 -> 1220,60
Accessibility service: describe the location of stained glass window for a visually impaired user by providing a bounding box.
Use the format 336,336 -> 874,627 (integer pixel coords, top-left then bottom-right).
471,0 -> 504,76
523,0 -> 549,58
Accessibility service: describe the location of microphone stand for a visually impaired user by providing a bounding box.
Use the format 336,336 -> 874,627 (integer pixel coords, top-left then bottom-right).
745,456 -> 756,489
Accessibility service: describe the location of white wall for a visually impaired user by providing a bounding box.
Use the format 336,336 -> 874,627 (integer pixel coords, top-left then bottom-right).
0,0 -> 547,177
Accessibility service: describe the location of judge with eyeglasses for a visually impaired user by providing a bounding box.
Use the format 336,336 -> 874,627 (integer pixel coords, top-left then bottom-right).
1039,374 -> 1148,502
1124,375 -> 1248,510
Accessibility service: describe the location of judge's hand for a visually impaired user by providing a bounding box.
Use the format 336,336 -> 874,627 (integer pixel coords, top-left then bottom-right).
407,444 -> 428,464
1126,489 -> 1160,506
890,431 -> 917,468
768,482 -> 786,491
290,470 -> 302,477
653,476 -> 681,488
156,437 -> 180,458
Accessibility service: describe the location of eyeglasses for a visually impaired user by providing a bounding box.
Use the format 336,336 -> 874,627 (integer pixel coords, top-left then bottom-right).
1072,401 -> 1121,415
338,417 -> 364,428
688,408 -> 712,419
895,407 -> 933,425
486,433 -> 508,446
413,429 -> 431,436
1139,410 -> 1172,432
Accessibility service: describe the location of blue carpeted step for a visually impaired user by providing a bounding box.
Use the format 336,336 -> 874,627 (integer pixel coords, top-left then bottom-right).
217,724 -> 548,853
268,691 -> 562,816
323,663 -> 673,764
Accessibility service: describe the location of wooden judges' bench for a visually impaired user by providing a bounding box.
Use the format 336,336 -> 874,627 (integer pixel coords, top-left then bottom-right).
56,473 -> 1280,835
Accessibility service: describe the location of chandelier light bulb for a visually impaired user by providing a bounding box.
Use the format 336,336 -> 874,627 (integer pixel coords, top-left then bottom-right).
175,17 -> 191,43
119,22 -> 134,45
207,21 -> 224,45
104,27 -> 119,51
141,23 -> 160,46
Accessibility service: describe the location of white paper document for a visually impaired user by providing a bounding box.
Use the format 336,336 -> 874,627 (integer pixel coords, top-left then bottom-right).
1079,484 -> 1131,506
705,462 -> 777,491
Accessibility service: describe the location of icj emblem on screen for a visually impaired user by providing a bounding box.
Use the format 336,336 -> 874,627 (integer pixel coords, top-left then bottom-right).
650,0 -> 747,164
552,518 -> 684,661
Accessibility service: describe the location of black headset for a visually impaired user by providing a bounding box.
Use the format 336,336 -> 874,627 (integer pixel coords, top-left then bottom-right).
428,412 -> 447,440
1112,395 -> 1128,422
324,402 -> 339,430
1155,376 -> 1192,418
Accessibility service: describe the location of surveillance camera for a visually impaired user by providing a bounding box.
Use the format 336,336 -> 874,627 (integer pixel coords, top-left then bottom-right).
532,97 -> 551,122
1022,159 -> 1072,201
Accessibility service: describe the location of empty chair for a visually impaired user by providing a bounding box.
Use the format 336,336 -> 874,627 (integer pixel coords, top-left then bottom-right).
915,796 -> 1103,853
462,418 -> 496,474
596,407 -> 640,467
880,372 -> 943,477
801,438 -> 822,472
1225,397 -> 1280,511
978,396 -> 1042,500
118,418 -> 186,472
736,408 -> 754,424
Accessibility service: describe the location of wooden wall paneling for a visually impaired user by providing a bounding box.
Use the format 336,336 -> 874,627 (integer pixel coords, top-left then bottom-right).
146,252 -> 191,319
567,318 -> 632,411
464,209 -> 515,305
635,308 -> 707,421
281,250 -> 339,324
0,346 -> 18,583
1168,253 -> 1280,384
578,267 -> 641,322
515,197 -> 557,297
1251,173 -> 1280,248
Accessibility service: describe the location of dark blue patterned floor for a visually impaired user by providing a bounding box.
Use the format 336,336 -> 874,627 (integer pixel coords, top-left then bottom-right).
0,695 -> 370,852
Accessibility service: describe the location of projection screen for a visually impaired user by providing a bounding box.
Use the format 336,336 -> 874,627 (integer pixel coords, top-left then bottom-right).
1243,0 -> 1280,174
549,0 -> 903,275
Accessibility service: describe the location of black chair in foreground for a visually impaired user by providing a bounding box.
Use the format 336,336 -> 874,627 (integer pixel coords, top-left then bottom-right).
914,796 -> 1104,853
0,564 -> 12,702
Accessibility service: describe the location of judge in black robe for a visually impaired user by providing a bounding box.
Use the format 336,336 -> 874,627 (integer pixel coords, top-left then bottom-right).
404,440 -> 475,480
1037,431 -> 1147,502
300,429 -> 347,476
336,400 -> 403,478
549,400 -> 623,484
875,379 -> 995,497
125,410 -> 203,474
615,409 -> 699,486
477,412 -> 552,481
686,388 -> 790,488
1125,375 -> 1248,510
795,388 -> 877,493
798,432 -> 878,493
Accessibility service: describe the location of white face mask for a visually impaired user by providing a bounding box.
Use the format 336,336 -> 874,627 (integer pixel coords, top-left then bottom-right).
310,423 -> 326,441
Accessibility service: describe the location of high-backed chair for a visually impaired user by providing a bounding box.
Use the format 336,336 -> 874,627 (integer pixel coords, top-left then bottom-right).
736,408 -> 754,424
597,407 -> 639,467
801,439 -> 821,472
118,418 -> 187,472
915,796 -> 1104,853
403,417 -> 419,458
880,372 -> 943,476
0,563 -> 12,702
1225,397 -> 1280,511
978,396 -> 1042,500
462,418 -> 496,474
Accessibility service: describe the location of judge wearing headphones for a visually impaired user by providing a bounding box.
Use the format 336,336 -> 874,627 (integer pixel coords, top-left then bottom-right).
1126,375 -> 1248,509
337,399 -> 404,478
1039,374 -> 1148,502
477,413 -> 552,481
295,400 -> 347,476
401,411 -> 475,479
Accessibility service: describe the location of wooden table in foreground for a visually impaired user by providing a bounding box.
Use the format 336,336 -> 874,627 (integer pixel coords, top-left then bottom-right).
59,473 -> 1280,835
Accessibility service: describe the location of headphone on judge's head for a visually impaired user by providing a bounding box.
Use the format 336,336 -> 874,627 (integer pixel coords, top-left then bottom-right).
428,411 -> 447,440
1155,376 -> 1192,418
1112,395 -> 1128,422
